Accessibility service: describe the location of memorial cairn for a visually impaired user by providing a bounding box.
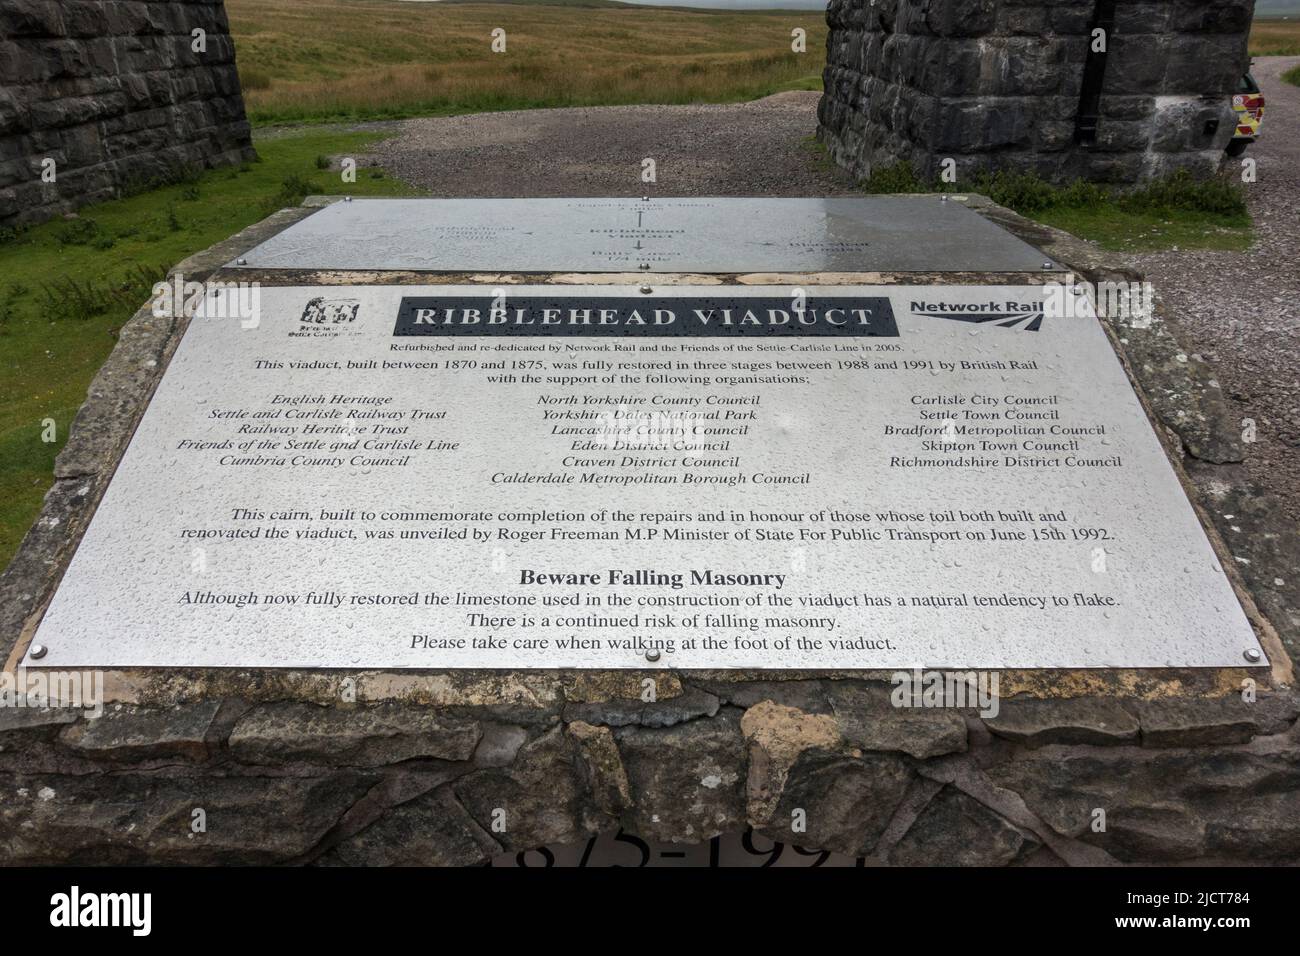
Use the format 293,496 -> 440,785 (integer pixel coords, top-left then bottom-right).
2,193 -> 1295,866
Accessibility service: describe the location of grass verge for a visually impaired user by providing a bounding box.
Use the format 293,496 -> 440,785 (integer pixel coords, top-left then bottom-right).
0,130 -> 420,569
847,150 -> 1253,253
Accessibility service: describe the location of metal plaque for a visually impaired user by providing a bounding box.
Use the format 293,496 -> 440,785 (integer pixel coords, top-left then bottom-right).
26,284 -> 1262,669
227,198 -> 1057,274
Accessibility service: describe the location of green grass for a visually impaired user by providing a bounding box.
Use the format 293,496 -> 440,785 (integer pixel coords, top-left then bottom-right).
1284,64 -> 1300,87
1034,207 -> 1253,253
0,131 -> 420,569
847,151 -> 1254,254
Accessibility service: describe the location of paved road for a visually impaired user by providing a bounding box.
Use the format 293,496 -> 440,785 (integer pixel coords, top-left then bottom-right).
1125,56 -> 1300,521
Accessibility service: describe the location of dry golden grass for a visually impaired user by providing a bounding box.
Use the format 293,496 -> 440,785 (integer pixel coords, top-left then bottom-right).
227,2 -> 1300,124
1250,17 -> 1300,56
226,0 -> 827,123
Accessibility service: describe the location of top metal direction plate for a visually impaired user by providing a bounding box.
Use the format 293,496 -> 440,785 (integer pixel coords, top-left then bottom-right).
227,197 -> 1056,274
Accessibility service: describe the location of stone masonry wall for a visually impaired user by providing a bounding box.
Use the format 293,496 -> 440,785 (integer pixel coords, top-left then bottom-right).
0,0 -> 255,227
818,0 -> 1255,185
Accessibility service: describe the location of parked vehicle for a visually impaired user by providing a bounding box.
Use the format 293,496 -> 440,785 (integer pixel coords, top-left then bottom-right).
1228,72 -> 1265,157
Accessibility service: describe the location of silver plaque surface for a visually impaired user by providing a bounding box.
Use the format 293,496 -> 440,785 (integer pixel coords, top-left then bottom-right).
228,198 -> 1057,274
27,284 -> 1262,669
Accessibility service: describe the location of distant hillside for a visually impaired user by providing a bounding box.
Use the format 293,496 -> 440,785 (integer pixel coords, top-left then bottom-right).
436,0 -> 631,7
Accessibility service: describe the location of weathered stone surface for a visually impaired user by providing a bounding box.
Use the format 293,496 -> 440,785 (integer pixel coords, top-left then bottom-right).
228,703 -> 481,767
890,787 -> 1037,865
0,770 -> 375,864
1185,459 -> 1300,665
826,681 -> 968,758
688,678 -> 832,713
0,707 -> 79,739
819,0 -> 1250,184
0,0 -> 255,227
764,749 -> 914,857
562,684 -> 720,728
59,701 -> 220,761
567,720 -> 631,816
454,726 -> 610,852
985,698 -> 1140,747
616,709 -> 747,844
741,701 -> 842,823
321,787 -> 500,866
989,742 -> 1300,861
1136,697 -> 1280,747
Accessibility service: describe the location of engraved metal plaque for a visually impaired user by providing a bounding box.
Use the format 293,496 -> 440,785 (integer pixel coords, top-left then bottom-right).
227,198 -> 1058,274
26,284 -> 1262,669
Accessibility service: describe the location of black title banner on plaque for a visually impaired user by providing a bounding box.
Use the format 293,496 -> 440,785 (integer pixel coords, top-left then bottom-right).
394,295 -> 898,337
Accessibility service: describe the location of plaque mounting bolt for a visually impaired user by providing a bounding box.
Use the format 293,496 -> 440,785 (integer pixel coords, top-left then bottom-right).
29,643 -> 47,660
1041,261 -> 1054,270
639,262 -> 650,271
639,285 -> 653,294
236,258 -> 247,265
645,649 -> 661,662
1244,648 -> 1262,663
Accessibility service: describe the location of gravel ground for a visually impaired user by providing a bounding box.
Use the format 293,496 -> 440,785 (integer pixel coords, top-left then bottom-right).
368,74 -> 1299,519
369,91 -> 857,196
1124,56 -> 1300,523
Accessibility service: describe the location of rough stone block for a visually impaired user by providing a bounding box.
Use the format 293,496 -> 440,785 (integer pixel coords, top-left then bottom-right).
1103,35 -> 1172,94
927,0 -> 1000,36
890,787 -> 1038,865
455,727 -> 610,852
0,0 -> 67,38
826,681 -> 968,758
324,788 -> 500,866
932,100 -> 1034,151
1162,33 -> 1249,95
984,697 -> 1139,747
58,701 -> 221,761
765,749 -> 914,857
1093,117 -> 1152,152
562,684 -> 720,728
615,710 -> 747,844
0,771 -> 376,864
1170,0 -> 1254,34
1136,697 -> 1273,747
228,703 -> 481,767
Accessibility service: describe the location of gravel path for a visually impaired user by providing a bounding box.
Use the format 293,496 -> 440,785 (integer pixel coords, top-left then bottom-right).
1124,56 -> 1300,522
369,91 -> 857,196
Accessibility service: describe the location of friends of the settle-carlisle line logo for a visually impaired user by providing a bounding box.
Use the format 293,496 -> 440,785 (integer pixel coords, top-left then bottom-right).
911,299 -> 1043,331
293,296 -> 362,338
